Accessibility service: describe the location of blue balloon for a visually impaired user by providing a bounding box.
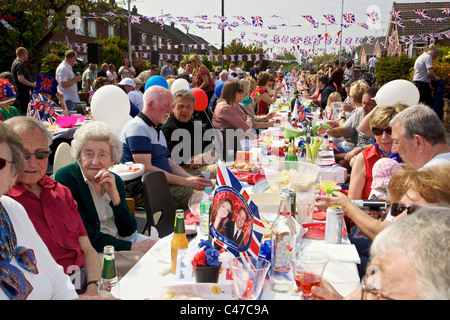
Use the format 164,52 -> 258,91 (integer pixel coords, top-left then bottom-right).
144,75 -> 169,91
214,81 -> 225,98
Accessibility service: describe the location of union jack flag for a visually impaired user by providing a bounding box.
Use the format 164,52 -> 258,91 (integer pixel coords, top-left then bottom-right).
195,15 -> 209,20
128,15 -> 141,24
303,37 -> 311,45
29,93 -> 63,125
323,14 -> 336,24
440,8 -> 450,15
367,11 -> 379,22
388,36 -> 395,45
105,11 -> 117,17
240,32 -> 246,39
432,18 -> 445,23
302,15 -> 316,25
281,36 -> 289,43
414,9 -> 430,20
211,161 -> 266,261
325,36 -> 333,45
343,13 -> 355,24
394,20 -> 405,28
365,37 -> 374,45
405,35 -> 416,44
294,100 -> 314,124
390,11 -> 402,20
268,25 -> 277,30
251,16 -> 264,27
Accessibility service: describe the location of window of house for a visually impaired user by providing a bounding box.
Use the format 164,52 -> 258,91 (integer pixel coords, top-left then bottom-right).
142,33 -> 147,46
88,20 -> 97,37
108,24 -> 115,38
75,18 -> 85,35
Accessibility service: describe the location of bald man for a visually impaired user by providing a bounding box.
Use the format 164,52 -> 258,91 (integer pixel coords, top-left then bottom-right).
119,85 -> 212,209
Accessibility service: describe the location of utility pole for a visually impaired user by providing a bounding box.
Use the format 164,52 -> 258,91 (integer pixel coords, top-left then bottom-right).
221,0 -> 225,69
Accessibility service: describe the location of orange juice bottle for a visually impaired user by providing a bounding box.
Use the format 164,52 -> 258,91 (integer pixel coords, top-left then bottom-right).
170,209 -> 189,274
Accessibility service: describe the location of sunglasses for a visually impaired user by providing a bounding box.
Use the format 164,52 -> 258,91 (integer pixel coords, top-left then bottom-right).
390,203 -> 421,216
0,158 -> 13,170
372,127 -> 392,136
24,150 -> 52,160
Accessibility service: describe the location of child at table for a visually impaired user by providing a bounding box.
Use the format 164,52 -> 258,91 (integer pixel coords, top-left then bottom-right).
0,79 -> 20,120
325,92 -> 342,121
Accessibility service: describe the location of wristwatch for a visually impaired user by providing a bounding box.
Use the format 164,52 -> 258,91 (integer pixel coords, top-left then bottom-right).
87,280 -> 99,287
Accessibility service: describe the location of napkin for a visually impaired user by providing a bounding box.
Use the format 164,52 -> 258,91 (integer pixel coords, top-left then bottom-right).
301,240 -> 361,264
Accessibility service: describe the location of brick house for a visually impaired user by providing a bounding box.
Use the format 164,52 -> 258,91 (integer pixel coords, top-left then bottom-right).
386,1 -> 450,58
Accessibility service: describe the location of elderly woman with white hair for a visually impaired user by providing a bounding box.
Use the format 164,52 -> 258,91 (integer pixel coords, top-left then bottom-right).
55,121 -> 157,277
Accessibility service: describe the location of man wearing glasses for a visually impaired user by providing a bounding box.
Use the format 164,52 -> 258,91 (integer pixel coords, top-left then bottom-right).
310,206 -> 450,300
5,116 -> 102,296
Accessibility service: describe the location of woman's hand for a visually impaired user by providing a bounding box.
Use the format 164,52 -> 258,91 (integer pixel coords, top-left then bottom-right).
316,191 -> 353,214
95,169 -> 120,205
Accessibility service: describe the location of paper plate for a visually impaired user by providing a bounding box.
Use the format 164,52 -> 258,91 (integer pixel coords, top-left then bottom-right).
302,222 -> 347,239
313,210 -> 327,220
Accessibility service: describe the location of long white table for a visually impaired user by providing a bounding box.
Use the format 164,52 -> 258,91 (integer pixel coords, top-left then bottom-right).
119,184 -> 361,300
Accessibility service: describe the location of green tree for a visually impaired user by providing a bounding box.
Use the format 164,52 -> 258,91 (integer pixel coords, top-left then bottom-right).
0,1 -> 100,76
374,54 -> 415,86
97,37 -> 129,69
221,39 -> 266,71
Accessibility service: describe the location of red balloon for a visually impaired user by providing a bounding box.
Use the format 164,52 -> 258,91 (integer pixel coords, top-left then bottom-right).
191,88 -> 208,111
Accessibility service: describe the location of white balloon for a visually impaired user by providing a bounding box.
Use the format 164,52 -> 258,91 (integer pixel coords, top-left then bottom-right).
374,79 -> 420,107
170,78 -> 190,95
91,85 -> 131,132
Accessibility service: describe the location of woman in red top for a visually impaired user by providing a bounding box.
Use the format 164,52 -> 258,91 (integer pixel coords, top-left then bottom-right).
348,104 -> 407,200
250,71 -> 281,116
189,54 -> 215,101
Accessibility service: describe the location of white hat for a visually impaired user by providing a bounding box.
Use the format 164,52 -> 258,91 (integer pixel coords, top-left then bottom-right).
118,78 -> 136,87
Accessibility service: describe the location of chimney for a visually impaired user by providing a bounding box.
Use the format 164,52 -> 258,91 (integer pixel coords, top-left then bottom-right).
132,5 -> 137,15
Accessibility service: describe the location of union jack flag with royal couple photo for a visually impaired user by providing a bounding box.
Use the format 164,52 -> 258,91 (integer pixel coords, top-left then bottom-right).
210,161 -> 266,261
29,93 -> 63,125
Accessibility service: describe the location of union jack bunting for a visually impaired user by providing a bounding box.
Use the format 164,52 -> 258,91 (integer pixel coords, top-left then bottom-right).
268,25 -> 277,30
388,36 -> 395,45
234,16 -> 247,23
414,9 -> 430,20
390,11 -> 402,20
195,15 -> 209,20
323,14 -> 336,24
415,19 -> 424,26
394,20 -> 405,28
251,16 -> 264,27
432,18 -> 445,23
355,37 -> 362,44
211,161 -> 266,261
129,15 -> 141,24
367,11 -> 379,22
343,13 -> 355,24
240,32 -> 246,39
405,35 -> 416,44
325,36 -> 333,45
358,23 -> 369,29
303,37 -> 311,45
365,37 -> 374,45
345,37 -> 352,45
302,15 -> 316,25
273,35 -> 280,44
29,93 -> 63,125
440,8 -> 450,15
105,11 -> 117,17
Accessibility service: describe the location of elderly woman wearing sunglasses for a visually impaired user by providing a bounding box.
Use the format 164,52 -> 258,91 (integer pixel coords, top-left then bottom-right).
5,116 -> 102,297
348,104 -> 407,200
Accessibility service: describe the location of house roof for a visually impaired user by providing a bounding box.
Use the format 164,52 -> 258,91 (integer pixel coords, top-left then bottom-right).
388,1 -> 450,37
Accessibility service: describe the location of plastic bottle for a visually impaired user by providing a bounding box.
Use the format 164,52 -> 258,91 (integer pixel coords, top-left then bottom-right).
170,209 -> 189,274
98,245 -> 120,298
285,137 -> 298,162
269,192 -> 298,293
321,134 -> 330,151
199,187 -> 213,239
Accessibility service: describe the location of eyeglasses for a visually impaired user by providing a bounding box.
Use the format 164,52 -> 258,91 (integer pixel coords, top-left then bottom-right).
0,158 -> 13,170
24,150 -> 52,160
390,203 -> 421,216
372,127 -> 392,136
361,273 -> 395,300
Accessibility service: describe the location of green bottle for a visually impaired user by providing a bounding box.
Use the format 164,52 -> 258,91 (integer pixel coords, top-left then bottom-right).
285,137 -> 298,162
98,245 -> 120,298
